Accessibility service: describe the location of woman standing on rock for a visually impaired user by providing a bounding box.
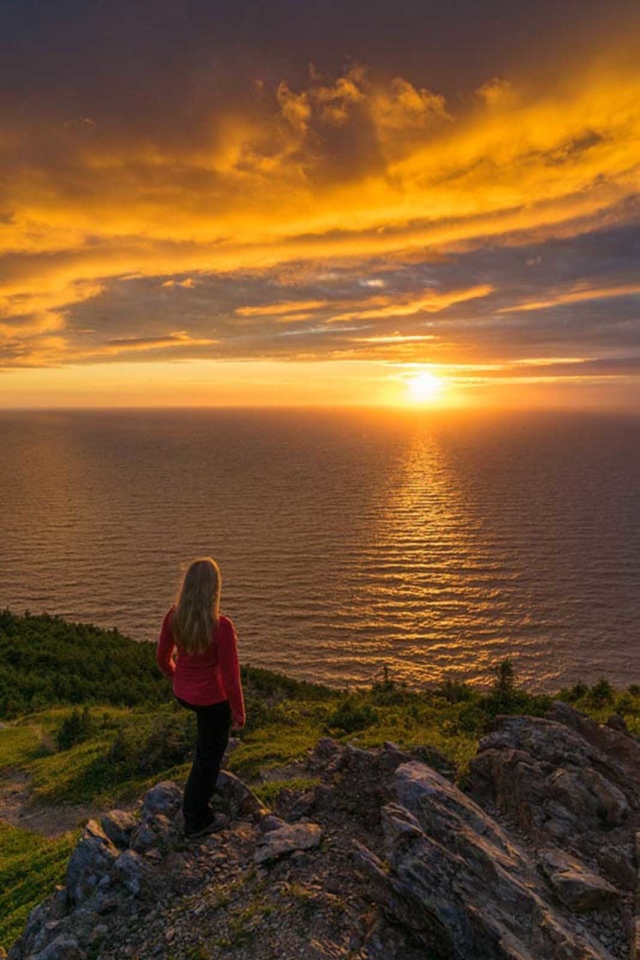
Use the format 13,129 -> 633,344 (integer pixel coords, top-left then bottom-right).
156,557 -> 246,838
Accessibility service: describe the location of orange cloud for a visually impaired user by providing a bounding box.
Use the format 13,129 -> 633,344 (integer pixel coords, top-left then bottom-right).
1,54 -> 640,387
327,284 -> 494,322
499,283 -> 640,313
235,299 -> 329,317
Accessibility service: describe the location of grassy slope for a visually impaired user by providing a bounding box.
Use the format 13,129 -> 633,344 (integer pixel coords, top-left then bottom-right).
1,611 -> 639,950
0,823 -> 78,950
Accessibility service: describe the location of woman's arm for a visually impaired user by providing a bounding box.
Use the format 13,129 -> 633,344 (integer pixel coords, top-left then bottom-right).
156,608 -> 177,679
218,618 -> 246,728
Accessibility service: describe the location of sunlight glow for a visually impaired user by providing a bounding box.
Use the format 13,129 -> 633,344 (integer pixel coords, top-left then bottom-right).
406,372 -> 443,404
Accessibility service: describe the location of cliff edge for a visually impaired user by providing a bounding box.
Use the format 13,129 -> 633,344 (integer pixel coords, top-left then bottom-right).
8,702 -> 640,960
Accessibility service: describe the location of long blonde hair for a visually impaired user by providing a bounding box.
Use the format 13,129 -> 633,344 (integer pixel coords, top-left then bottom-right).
172,557 -> 221,654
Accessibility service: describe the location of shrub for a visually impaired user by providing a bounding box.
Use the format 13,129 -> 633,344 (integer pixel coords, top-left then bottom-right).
369,678 -> 415,706
481,659 -> 528,717
454,702 -> 488,736
325,697 -> 379,734
435,678 -> 474,703
614,692 -> 635,715
588,678 -> 614,707
57,707 -> 94,751
106,714 -> 195,776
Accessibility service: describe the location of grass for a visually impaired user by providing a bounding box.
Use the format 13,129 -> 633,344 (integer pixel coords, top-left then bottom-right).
0,725 -> 49,769
252,776 -> 322,807
4,668 -> 640,811
0,822 -> 78,950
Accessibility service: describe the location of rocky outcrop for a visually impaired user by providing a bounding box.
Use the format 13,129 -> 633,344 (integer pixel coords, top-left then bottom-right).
8,704 -> 639,960
65,821 -> 119,907
465,702 -> 640,894
355,763 -> 620,959
348,704 -> 638,959
8,773 -> 320,960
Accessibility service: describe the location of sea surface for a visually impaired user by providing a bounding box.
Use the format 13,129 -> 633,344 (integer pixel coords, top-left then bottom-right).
1,407 -> 639,692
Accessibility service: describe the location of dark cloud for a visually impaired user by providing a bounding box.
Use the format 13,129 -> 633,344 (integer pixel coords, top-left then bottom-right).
1,0 -> 637,128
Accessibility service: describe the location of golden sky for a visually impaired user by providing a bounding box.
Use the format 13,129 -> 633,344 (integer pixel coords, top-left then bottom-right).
1,1 -> 640,408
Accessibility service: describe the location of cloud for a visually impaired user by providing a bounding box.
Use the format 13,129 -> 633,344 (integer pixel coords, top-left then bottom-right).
325,285 -> 494,322
0,41 -> 639,404
498,282 -> 640,313
235,299 -> 329,317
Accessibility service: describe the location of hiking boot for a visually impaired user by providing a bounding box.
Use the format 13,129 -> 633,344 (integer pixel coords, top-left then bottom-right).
184,811 -> 226,839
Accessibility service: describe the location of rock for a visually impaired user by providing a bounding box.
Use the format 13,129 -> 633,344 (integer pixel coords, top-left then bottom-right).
101,809 -> 138,847
216,770 -> 268,818
537,847 -> 620,912
47,888 -> 68,922
546,701 -> 640,787
257,814 -> 288,834
380,741 -> 411,768
141,781 -> 182,819
606,713 -> 629,733
66,821 -> 119,907
130,814 -> 179,853
465,708 -> 640,892
110,849 -> 155,897
351,839 -> 387,880
309,783 -> 334,811
254,822 -> 323,863
31,936 -> 87,960
288,791 -> 315,819
88,924 -> 108,944
307,737 -> 345,775
595,843 -> 636,889
9,720 -> 636,960
356,760 -> 618,960
343,744 -> 375,767
309,737 -> 342,762
359,916 -> 427,960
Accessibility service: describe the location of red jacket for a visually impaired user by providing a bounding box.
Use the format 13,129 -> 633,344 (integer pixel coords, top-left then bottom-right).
156,607 -> 246,726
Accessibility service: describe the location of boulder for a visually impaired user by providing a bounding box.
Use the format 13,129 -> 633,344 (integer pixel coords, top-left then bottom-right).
141,781 -> 182,819
254,821 -> 323,864
65,821 -> 119,908
537,847 -> 620,912
110,849 -> 155,897
256,814 -> 288,834
129,814 -> 179,853
216,770 -> 268,818
100,809 -> 137,847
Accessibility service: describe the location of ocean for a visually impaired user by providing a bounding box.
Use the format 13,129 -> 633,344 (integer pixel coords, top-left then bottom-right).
1,407 -> 638,692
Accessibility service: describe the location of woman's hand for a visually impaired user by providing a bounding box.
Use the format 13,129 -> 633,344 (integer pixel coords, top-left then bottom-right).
231,717 -> 245,732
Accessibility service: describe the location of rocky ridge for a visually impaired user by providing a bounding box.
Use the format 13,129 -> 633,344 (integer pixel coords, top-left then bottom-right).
8,702 -> 640,960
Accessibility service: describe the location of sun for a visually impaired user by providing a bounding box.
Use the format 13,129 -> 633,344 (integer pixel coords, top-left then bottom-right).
406,371 -> 443,403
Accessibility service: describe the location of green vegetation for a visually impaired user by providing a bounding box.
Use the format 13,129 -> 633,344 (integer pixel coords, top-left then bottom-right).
253,776 -> 322,807
0,823 -> 78,949
1,613 -> 639,954
0,610 -> 167,717
0,725 -> 47,768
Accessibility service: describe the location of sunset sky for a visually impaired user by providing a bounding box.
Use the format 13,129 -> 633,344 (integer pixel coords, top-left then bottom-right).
2,0 -> 640,408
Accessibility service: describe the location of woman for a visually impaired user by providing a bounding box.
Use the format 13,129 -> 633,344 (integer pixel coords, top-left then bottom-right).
156,557 -> 246,837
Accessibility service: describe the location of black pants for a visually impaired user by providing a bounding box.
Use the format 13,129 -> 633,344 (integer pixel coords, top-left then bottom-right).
176,696 -> 232,829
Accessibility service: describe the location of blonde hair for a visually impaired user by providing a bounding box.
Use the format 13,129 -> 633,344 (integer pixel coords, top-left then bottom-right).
172,557 -> 221,654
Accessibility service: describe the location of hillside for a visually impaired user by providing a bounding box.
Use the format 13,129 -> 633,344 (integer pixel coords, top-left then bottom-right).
1,612 -> 639,957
